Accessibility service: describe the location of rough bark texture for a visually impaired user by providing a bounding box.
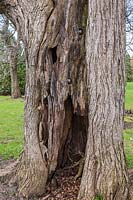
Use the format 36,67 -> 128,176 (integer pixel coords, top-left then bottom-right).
78,0 -> 130,200
9,46 -> 21,98
0,0 -> 88,197
0,0 -> 130,199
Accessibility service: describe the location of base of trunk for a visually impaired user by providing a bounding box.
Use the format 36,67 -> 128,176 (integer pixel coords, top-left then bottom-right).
78,152 -> 129,200
17,155 -> 48,198
11,92 -> 21,99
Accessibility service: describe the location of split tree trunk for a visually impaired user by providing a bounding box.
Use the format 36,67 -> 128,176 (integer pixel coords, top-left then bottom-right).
0,0 -> 130,199
0,0 -> 88,197
78,0 -> 129,199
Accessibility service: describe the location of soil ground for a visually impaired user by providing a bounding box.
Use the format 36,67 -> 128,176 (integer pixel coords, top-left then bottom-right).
0,158 -> 133,200
0,158 -> 81,200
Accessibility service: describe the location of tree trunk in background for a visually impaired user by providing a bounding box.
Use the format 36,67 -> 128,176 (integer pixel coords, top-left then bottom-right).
78,0 -> 129,199
0,0 -> 88,197
0,17 -> 21,98
9,46 -> 21,98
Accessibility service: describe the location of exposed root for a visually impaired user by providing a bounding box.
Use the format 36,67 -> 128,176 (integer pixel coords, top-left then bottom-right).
16,156 -> 48,198
64,156 -> 85,180
0,160 -> 19,183
74,157 -> 84,180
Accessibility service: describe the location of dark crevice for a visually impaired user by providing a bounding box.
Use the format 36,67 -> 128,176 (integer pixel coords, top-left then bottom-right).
57,95 -> 73,167
58,95 -> 88,169
50,46 -> 57,64
64,95 -> 73,110
41,97 -> 49,148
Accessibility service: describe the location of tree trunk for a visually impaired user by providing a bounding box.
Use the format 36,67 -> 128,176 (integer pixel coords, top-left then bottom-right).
9,46 -> 21,98
0,0 -> 88,197
78,0 -> 129,200
0,0 -> 130,199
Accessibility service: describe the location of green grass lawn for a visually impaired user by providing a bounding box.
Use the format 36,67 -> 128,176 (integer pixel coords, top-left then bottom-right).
0,82 -> 133,169
124,82 -> 133,168
124,129 -> 133,168
0,96 -> 24,159
125,82 -> 133,110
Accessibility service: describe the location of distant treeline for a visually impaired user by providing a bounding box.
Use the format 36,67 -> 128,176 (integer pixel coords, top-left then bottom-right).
126,54 -> 133,82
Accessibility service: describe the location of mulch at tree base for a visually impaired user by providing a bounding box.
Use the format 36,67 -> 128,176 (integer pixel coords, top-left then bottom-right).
42,170 -> 81,200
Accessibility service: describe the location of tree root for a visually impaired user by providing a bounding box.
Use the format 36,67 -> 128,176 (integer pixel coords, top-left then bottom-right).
16,156 -> 48,198
64,157 -> 85,180
74,157 -> 85,180
0,160 -> 19,183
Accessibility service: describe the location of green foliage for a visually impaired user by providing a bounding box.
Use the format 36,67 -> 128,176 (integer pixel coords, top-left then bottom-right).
0,60 -> 26,96
0,62 -> 11,95
18,62 -> 26,95
126,54 -> 133,82
0,96 -> 24,159
94,194 -> 103,200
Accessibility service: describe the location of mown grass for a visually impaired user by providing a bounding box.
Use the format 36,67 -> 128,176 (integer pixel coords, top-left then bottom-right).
124,82 -> 133,168
124,129 -> 133,168
0,96 -> 24,159
125,82 -> 133,110
0,82 -> 133,169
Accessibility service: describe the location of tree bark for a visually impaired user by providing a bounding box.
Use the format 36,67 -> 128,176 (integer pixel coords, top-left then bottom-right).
0,0 -> 88,197
78,0 -> 130,199
0,0 -> 130,199
9,46 -> 21,98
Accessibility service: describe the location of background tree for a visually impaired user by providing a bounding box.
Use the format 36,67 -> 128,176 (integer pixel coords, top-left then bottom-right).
0,16 -> 26,96
126,53 -> 133,81
0,38 -> 11,95
0,16 -> 21,98
126,0 -> 133,54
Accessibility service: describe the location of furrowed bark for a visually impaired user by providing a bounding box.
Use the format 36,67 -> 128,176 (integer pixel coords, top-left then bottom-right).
78,0 -> 130,199
0,0 -> 88,197
9,46 -> 21,98
1,0 -> 130,199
